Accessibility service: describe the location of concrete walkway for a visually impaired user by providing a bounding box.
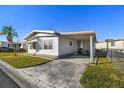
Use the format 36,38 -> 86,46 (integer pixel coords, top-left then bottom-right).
19,57 -> 89,88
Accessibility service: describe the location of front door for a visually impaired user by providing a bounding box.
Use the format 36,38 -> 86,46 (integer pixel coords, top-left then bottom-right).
80,42 -> 84,49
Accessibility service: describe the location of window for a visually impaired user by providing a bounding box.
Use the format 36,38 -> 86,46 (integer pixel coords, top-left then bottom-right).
30,42 -> 37,49
123,42 -> 124,46
43,40 -> 53,49
70,41 -> 72,46
8,44 -> 10,48
111,41 -> 115,46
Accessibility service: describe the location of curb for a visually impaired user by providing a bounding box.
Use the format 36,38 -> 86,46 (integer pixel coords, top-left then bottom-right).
0,60 -> 51,88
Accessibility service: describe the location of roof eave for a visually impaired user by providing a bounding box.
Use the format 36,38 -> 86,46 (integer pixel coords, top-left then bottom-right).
60,31 -> 96,36
24,30 -> 58,40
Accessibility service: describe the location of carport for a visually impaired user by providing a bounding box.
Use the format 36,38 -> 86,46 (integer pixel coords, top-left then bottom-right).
61,31 -> 96,62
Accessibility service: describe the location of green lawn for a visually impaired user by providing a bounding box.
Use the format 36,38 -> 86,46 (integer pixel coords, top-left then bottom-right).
0,52 -> 26,57
96,50 -> 106,58
113,62 -> 124,74
80,51 -> 124,88
0,52 -> 51,68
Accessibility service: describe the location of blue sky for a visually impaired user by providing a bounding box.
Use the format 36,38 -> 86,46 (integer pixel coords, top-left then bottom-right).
0,5 -> 124,42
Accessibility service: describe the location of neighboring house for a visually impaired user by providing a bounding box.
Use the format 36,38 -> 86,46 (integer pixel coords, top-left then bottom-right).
0,41 -> 21,51
20,41 -> 28,50
0,41 -> 9,47
96,39 -> 124,50
24,30 -> 96,61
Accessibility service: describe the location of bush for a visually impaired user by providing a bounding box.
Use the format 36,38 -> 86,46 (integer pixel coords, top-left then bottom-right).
19,48 -> 26,52
96,51 -> 106,58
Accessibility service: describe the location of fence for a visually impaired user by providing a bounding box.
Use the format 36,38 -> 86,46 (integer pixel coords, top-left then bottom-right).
107,49 -> 124,62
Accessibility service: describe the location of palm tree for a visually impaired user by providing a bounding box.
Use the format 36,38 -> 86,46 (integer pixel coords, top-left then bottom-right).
105,39 -> 113,54
0,25 -> 18,43
0,25 -> 18,55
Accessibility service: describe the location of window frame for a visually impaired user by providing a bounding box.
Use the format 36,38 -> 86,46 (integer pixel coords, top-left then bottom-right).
30,42 -> 37,49
111,41 -> 115,46
43,40 -> 53,50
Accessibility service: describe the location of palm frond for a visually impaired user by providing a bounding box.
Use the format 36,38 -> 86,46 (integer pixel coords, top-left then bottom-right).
0,25 -> 18,43
12,31 -> 18,38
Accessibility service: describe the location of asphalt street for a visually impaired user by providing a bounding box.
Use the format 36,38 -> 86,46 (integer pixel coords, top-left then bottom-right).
0,69 -> 19,88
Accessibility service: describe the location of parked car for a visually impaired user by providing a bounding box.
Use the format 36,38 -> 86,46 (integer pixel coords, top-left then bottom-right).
0,47 -> 14,52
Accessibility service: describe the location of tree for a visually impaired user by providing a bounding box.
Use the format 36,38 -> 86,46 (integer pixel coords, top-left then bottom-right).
0,25 -> 18,43
0,25 -> 18,55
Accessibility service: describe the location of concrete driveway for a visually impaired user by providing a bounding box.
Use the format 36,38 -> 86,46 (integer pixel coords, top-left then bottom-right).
19,57 -> 89,88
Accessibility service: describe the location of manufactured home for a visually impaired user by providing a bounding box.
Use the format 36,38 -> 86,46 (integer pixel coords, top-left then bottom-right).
0,41 -> 21,51
96,39 -> 124,50
24,30 -> 96,61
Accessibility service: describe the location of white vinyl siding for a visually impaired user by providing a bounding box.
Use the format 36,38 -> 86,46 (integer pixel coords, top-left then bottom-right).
28,37 -> 59,56
59,37 -> 78,55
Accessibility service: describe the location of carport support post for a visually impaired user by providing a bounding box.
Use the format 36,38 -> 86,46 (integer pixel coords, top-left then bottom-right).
90,35 -> 93,63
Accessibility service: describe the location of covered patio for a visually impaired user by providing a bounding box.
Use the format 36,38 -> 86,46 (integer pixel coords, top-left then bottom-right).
61,31 -> 96,62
